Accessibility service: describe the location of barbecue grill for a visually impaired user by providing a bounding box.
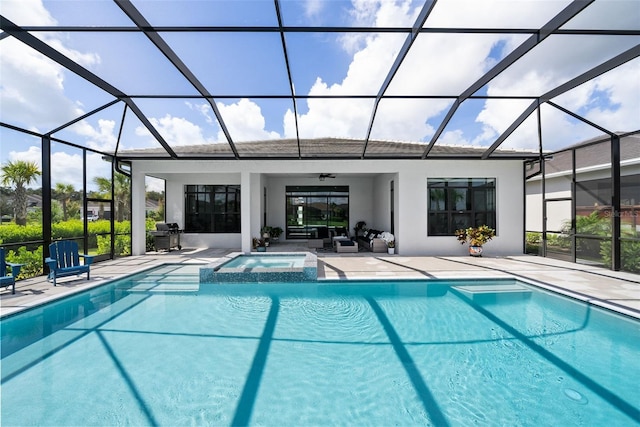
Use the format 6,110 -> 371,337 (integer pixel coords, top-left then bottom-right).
150,223 -> 183,251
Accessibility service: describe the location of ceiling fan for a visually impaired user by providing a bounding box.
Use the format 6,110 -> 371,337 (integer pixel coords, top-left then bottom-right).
318,173 -> 336,181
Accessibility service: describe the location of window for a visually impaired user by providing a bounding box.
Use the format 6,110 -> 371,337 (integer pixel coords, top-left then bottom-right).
184,185 -> 240,233
285,186 -> 349,239
428,178 -> 496,235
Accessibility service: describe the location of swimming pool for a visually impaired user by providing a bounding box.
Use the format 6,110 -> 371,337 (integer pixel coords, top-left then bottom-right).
2,264 -> 639,426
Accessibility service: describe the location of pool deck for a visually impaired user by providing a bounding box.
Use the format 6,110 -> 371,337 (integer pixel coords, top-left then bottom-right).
2,246 -> 639,320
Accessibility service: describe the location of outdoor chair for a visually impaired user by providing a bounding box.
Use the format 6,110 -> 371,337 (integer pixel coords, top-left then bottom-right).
1,247 -> 23,295
45,241 -> 94,286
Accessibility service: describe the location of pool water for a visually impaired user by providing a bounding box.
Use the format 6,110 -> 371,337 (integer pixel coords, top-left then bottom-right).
220,254 -> 306,269
2,265 -> 639,426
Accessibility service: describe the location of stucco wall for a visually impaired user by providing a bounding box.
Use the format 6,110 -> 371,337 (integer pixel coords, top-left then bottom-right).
132,159 -> 524,256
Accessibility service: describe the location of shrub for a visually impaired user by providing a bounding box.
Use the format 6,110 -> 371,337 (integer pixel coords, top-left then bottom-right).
525,232 -> 542,254
98,234 -> 132,256
6,245 -> 43,280
0,223 -> 42,245
600,239 -> 640,273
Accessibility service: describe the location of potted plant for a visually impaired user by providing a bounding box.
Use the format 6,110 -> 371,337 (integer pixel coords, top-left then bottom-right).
380,231 -> 395,254
386,239 -> 395,255
253,237 -> 267,252
269,226 -> 283,241
261,226 -> 272,238
260,226 -> 272,246
455,225 -> 495,257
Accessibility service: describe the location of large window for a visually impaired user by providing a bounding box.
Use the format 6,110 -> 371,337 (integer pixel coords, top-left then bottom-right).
185,185 -> 240,233
428,178 -> 496,235
285,186 -> 349,239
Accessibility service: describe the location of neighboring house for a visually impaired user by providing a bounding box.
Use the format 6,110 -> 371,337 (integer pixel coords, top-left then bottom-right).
145,199 -> 160,217
126,139 -> 538,256
26,194 -> 42,210
526,134 -> 640,234
0,194 -> 41,221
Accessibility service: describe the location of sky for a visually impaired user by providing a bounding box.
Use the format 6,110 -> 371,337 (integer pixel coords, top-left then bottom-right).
1,0 -> 639,192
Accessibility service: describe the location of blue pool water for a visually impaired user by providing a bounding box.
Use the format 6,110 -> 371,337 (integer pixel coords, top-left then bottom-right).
220,254 -> 306,269
1,264 -> 639,426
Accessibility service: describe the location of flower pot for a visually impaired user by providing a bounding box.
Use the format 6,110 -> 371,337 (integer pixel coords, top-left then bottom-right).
469,245 -> 483,257
256,246 -> 267,252
388,248 -> 395,255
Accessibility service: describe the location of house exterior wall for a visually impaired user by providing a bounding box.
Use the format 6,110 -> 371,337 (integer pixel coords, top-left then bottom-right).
526,173 -> 573,233
526,160 -> 640,233
132,159 -> 524,256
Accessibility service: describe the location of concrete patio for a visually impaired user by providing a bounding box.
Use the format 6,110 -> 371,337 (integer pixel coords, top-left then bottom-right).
2,246 -> 639,320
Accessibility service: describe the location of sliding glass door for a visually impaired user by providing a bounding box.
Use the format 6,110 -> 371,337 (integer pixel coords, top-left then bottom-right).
285,186 -> 349,239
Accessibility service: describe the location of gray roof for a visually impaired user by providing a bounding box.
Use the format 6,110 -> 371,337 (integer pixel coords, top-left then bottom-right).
536,134 -> 640,175
120,137 -> 539,160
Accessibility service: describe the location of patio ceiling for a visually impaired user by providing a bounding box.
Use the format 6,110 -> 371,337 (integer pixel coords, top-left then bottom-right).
1,0 -> 639,162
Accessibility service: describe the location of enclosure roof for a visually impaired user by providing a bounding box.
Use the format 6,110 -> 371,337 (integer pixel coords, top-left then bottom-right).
1,0 -> 639,162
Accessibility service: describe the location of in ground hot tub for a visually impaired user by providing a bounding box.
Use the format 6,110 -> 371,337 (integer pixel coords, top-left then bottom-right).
200,252 -> 317,283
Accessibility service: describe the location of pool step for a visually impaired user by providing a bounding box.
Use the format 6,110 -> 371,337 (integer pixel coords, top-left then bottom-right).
125,278 -> 200,293
453,283 -> 532,303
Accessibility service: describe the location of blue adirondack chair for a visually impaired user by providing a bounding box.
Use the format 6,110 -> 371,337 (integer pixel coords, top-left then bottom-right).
1,247 -> 23,295
45,241 -> 94,286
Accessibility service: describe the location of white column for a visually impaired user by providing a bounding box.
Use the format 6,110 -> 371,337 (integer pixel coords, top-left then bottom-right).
241,171 -> 263,253
397,169 -> 426,255
131,168 -> 147,255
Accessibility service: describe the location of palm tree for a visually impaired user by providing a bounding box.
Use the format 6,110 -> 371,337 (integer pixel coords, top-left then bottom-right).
114,172 -> 131,221
0,160 -> 41,226
93,172 -> 131,221
92,176 -> 110,219
54,183 -> 76,221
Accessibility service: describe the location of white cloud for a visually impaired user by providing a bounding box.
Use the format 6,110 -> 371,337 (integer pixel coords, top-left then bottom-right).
141,100 -> 280,146
0,37 -> 84,133
580,60 -> 640,132
485,58 -> 640,151
7,145 -> 81,190
0,0 -> 100,135
304,0 -> 324,19
357,1 -> 636,149
51,151 -> 84,188
71,119 -> 119,152
285,1 -> 523,143
147,115 -> 216,146
4,146 -> 42,189
186,102 -> 214,125
439,129 -> 470,147
287,79 -> 375,139
0,0 -> 56,26
7,145 -> 42,168
145,176 -> 165,193
6,145 -> 114,192
216,99 -> 281,141
285,1 -> 423,140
